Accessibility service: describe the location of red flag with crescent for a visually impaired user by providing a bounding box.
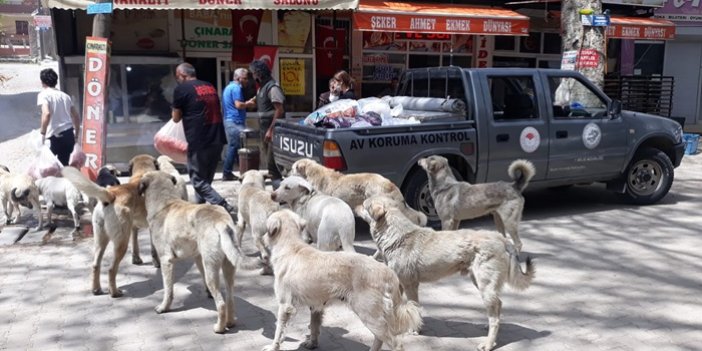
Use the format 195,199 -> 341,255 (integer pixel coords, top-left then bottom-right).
232,10 -> 263,63
253,46 -> 278,71
315,25 -> 346,77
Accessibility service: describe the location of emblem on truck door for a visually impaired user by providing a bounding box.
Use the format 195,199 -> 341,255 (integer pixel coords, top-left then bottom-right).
519,127 -> 540,153
582,122 -> 602,149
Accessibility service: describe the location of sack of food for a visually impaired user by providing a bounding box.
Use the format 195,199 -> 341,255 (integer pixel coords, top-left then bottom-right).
304,99 -> 359,126
68,143 -> 86,168
357,97 -> 392,122
27,130 -> 63,180
154,120 -> 188,164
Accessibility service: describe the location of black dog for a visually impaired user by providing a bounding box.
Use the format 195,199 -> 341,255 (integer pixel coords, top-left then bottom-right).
96,165 -> 120,187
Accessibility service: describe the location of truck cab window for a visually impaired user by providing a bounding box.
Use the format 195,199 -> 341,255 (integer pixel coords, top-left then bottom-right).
549,76 -> 607,119
488,76 -> 538,121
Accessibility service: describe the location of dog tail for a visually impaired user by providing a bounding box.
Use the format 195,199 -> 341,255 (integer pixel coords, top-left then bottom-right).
507,253 -> 535,291
385,281 -> 423,335
218,223 -> 263,270
508,159 -> 536,193
62,167 -> 115,204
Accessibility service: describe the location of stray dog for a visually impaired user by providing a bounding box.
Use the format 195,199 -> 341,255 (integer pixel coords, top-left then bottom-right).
96,165 -> 121,187
62,154 -> 158,297
418,156 -> 535,252
139,171 -> 260,333
35,176 -> 88,234
237,170 -> 280,275
271,176 -> 355,252
361,196 -> 535,351
290,158 -> 427,226
0,165 -> 43,230
262,210 -> 422,351
156,156 -> 188,201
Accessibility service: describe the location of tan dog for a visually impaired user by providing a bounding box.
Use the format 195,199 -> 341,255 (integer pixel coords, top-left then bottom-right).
0,165 -> 43,230
62,154 -> 158,297
418,156 -> 535,253
138,171 -> 260,334
156,156 -> 188,201
290,158 -> 427,226
360,196 -> 535,351
262,210 -> 422,351
236,170 -> 280,275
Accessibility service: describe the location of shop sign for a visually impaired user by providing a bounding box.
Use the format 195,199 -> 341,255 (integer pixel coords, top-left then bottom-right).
111,11 -> 169,52
606,22 -> 675,39
561,49 -> 600,71
561,50 -> 577,71
362,54 -> 388,65
33,15 -> 52,29
173,10 -> 273,53
280,59 -> 305,96
353,12 -> 530,36
581,14 -> 611,26
655,0 -> 702,24
371,65 -> 395,81
80,37 -> 111,181
278,11 -> 312,54
602,0 -> 664,7
87,2 -> 113,14
473,35 -> 493,68
99,0 -> 359,10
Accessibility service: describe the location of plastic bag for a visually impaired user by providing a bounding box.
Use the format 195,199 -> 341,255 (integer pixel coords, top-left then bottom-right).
357,97 -> 391,122
304,99 -> 359,126
27,130 -> 63,180
154,120 -> 188,164
68,143 -> 86,168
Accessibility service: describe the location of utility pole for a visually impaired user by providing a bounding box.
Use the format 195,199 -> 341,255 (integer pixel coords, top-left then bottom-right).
91,0 -> 112,38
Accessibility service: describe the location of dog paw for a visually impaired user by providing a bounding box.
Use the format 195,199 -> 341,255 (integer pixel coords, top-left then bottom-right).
477,341 -> 495,351
213,323 -> 227,334
409,329 -> 420,336
226,318 -> 237,329
154,305 -> 168,314
110,289 -> 124,298
132,256 -> 143,265
302,339 -> 318,349
92,288 -> 104,296
262,345 -> 278,351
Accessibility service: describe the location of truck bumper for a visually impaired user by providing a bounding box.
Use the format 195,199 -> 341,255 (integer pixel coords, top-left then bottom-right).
673,141 -> 685,167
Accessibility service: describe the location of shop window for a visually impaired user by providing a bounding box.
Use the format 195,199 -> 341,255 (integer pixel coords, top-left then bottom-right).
543,33 -> 561,54
495,36 -> 516,51
634,43 -> 664,76
15,21 -> 28,35
124,64 -> 176,123
488,76 -> 538,121
279,58 -> 313,114
409,54 -> 440,69
493,56 -> 536,68
429,70 -> 446,97
410,72 -> 429,97
520,32 -> 541,54
278,11 -> 312,54
442,55 -> 471,68
547,76 -> 607,119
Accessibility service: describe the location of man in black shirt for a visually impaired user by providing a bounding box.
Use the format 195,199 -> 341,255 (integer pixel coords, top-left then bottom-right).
171,63 -> 234,212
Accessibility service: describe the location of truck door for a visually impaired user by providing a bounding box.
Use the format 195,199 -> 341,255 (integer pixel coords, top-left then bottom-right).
483,73 -> 548,182
543,73 -> 628,180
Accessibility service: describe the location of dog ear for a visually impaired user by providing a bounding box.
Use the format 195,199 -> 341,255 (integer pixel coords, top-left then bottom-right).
417,158 -> 426,168
369,202 -> 386,221
154,159 -> 160,170
266,216 -> 282,238
298,180 -> 313,195
138,178 -> 149,196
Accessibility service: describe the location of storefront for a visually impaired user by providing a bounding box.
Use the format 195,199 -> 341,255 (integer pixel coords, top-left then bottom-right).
47,0 -> 357,164
350,0 -> 530,97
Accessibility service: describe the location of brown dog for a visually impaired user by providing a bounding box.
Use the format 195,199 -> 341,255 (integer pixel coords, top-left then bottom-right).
62,154 -> 157,297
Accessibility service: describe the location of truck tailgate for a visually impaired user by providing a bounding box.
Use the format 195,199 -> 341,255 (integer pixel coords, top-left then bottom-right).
273,122 -> 325,173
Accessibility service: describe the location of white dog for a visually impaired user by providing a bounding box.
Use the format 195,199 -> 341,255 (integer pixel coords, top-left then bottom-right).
35,176 -> 89,233
237,170 -> 280,275
0,165 -> 43,230
156,156 -> 188,201
271,176 -> 355,252
361,196 -> 535,351
262,210 -> 422,351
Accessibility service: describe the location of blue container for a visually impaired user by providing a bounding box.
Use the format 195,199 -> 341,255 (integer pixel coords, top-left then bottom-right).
683,133 -> 699,155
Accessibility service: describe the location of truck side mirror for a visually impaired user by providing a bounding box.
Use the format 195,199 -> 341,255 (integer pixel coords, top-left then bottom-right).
609,99 -> 622,118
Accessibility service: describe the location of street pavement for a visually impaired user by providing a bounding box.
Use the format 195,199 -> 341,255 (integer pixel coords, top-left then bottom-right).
1,156 -> 702,351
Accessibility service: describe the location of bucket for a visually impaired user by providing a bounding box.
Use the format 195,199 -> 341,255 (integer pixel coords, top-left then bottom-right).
683,133 -> 699,155
239,147 -> 260,174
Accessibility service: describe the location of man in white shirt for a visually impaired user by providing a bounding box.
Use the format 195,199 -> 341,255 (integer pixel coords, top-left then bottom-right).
37,68 -> 81,165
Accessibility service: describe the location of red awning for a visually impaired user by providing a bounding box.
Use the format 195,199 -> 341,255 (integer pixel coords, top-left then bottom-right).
353,0 -> 530,36
607,17 -> 675,40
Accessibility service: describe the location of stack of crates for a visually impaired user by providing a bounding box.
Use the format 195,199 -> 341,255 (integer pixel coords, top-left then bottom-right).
683,133 -> 699,155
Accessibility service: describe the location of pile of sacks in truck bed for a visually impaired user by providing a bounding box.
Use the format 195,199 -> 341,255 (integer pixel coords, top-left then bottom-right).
303,96 -> 466,129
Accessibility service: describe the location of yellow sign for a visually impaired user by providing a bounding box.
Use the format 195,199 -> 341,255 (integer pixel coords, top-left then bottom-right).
280,59 -> 305,96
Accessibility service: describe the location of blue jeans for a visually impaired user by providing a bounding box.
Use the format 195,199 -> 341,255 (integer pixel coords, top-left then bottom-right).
223,120 -> 245,175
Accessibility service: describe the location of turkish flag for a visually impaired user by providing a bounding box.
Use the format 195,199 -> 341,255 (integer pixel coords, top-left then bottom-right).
232,10 -> 263,63
253,46 -> 278,71
315,25 -> 346,78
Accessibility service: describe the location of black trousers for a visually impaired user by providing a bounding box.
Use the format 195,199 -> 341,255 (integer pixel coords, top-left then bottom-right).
259,118 -> 282,180
49,128 -> 75,166
187,144 -> 226,205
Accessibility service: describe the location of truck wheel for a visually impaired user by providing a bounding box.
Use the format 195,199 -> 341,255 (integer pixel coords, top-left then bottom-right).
403,167 -> 462,226
623,148 -> 674,205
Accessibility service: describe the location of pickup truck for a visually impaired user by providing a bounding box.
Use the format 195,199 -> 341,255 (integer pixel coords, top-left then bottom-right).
273,67 -> 685,221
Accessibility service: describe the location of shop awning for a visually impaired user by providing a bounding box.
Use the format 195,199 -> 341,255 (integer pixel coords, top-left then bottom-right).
352,0 -> 529,36
46,0 -> 358,11
607,17 -> 675,40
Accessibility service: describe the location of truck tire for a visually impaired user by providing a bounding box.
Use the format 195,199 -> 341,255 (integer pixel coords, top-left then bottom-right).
622,147 -> 674,205
403,166 -> 463,227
